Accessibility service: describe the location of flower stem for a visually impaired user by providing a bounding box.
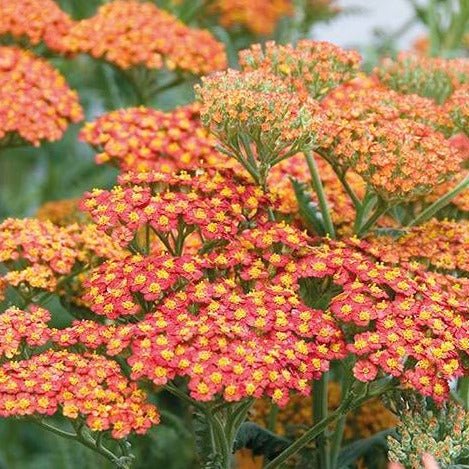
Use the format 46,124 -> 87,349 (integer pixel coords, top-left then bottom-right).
305,152 -> 336,239
313,375 -> 330,469
406,173 -> 469,227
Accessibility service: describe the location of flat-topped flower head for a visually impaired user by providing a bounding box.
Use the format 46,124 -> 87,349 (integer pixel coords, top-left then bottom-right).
64,0 -> 227,74
322,77 -> 456,134
239,40 -> 361,99
81,170 -> 271,250
320,83 -> 464,202
0,218 -> 125,297
0,0 -> 73,51
364,219 -> 469,274
80,104 -> 219,173
211,0 -> 292,35
0,349 -> 159,438
0,47 -> 83,147
375,53 -> 469,104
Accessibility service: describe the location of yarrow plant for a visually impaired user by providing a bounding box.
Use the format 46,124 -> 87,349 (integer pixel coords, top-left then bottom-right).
0,46 -> 83,147
0,6 -> 468,467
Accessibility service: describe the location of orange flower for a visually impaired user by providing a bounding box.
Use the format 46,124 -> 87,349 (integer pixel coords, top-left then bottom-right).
64,1 -> 227,74
0,0 -> 73,51
211,0 -> 292,35
0,47 -> 83,146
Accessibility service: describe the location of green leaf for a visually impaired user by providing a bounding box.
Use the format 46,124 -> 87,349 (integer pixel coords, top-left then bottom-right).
338,429 -> 395,467
233,422 -> 290,461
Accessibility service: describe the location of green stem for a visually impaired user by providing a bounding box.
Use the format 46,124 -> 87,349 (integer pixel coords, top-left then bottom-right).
264,402 -> 344,469
330,415 -> 346,469
313,375 -> 330,469
406,173 -> 469,227
305,152 -> 336,239
458,377 -> 469,410
357,201 -> 388,236
267,404 -> 279,432
265,379 -> 397,469
33,419 -> 123,466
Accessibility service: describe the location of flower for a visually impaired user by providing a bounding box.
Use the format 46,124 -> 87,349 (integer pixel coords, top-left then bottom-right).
0,0 -> 73,51
319,82 -> 464,201
375,53 -> 468,104
196,69 -> 326,182
364,219 -> 469,273
81,170 -> 271,249
210,0 -> 292,35
36,198 -> 87,226
239,40 -> 361,99
0,218 -> 125,297
0,47 -> 83,146
0,348 -> 159,438
64,1 -> 227,74
80,104 -> 220,173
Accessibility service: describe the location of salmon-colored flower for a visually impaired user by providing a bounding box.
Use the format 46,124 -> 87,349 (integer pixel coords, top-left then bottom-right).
80,104 -> 220,173
0,47 -> 83,147
0,0 -> 73,51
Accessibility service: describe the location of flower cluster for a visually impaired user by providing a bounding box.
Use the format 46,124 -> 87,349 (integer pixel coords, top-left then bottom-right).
197,69 -> 326,181
211,0 -> 292,35
0,218 -> 125,296
81,170 -> 270,249
0,0 -> 73,51
239,40 -> 361,98
364,219 -> 469,274
0,47 -> 83,147
388,393 -> 469,468
0,306 -> 51,359
80,105 -> 219,173
375,53 -> 468,104
338,241 -> 468,402
36,198 -> 87,227
80,187 -> 468,404
80,222 -> 347,404
64,1 -> 227,74
319,80 -> 464,201
0,347 -> 159,438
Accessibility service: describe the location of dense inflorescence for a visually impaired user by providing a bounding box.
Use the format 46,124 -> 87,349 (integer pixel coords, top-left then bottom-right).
375,53 -> 468,104
0,0 -> 73,51
196,69 -> 326,183
63,1 -> 227,74
79,170 -> 469,403
0,47 -> 83,146
80,105 -> 219,173
0,322 -> 158,439
211,0 -> 292,35
319,79 -> 464,202
364,219 -> 469,274
239,40 -> 361,98
0,218 -> 125,297
81,170 -> 270,249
